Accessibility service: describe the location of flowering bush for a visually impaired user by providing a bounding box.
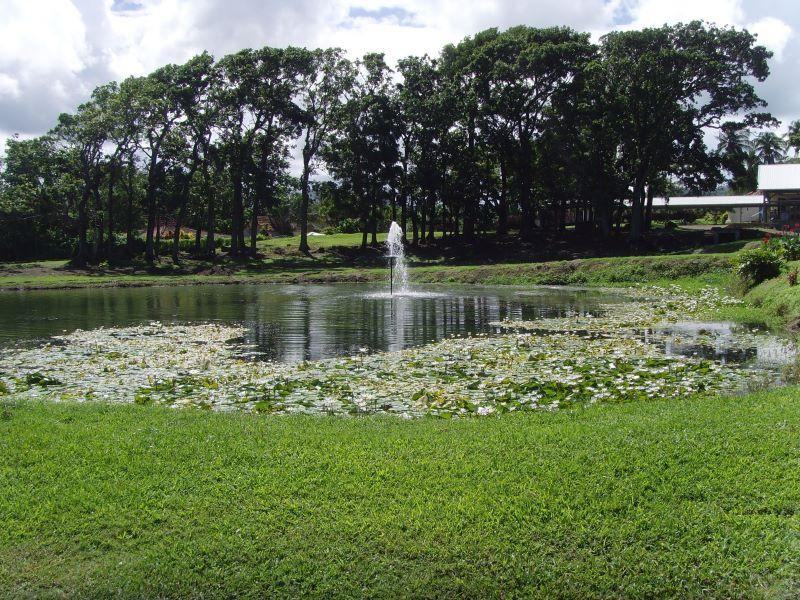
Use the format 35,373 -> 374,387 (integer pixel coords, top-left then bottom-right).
762,224 -> 800,260
735,246 -> 784,286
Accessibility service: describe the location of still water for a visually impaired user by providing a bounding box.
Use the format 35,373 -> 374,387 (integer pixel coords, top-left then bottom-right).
0,283 -> 623,362
0,283 -> 791,370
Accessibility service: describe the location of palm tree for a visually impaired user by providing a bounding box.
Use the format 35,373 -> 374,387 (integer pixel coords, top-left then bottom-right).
717,123 -> 755,192
717,123 -> 750,158
786,120 -> 800,157
754,131 -> 787,165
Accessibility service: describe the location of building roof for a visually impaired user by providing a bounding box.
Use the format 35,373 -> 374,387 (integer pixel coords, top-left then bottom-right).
758,164 -> 800,191
650,195 -> 764,209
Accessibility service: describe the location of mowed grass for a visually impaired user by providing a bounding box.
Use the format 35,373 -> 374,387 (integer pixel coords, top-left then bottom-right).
0,252 -> 737,292
2,391 -> 800,598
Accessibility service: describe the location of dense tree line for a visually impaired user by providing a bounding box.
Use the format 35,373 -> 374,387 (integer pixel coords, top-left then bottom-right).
0,21 -> 789,262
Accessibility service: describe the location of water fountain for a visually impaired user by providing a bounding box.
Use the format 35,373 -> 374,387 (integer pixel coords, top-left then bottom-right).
386,221 -> 408,295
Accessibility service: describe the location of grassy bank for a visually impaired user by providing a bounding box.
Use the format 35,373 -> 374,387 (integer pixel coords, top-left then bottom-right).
741,262 -> 800,331
0,252 -> 736,291
2,391 -> 800,598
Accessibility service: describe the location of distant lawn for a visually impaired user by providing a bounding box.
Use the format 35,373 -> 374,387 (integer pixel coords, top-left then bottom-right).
2,390 -> 800,597
258,231 -> 389,250
0,250 -> 737,293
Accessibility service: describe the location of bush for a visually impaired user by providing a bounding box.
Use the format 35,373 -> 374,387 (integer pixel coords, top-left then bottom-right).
332,218 -> 361,234
762,229 -> 800,261
779,234 -> 800,260
734,246 -> 784,287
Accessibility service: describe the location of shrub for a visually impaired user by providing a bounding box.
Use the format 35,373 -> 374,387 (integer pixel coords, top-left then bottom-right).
734,246 -> 784,287
779,234 -> 800,260
333,218 -> 361,234
763,228 -> 800,261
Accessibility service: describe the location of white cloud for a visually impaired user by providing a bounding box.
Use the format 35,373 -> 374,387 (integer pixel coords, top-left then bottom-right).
0,75 -> 21,99
623,0 -> 745,27
0,0 -> 798,143
748,16 -> 793,61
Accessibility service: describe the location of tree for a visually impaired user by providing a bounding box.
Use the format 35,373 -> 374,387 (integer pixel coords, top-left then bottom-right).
787,120 -> 800,157
52,93 -> 112,265
754,131 -> 787,165
0,135 -> 79,258
296,48 -> 354,254
599,22 -> 773,241
125,65 -> 186,262
445,26 -> 594,240
717,123 -> 757,192
324,53 -> 400,249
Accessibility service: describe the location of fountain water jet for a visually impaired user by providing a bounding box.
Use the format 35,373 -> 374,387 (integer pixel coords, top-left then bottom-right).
386,221 -> 408,295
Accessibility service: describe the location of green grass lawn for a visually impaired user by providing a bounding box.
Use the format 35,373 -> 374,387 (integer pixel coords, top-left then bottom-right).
0,251 -> 737,292
2,391 -> 800,598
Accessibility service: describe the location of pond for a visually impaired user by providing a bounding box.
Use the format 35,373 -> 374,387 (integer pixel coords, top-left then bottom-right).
0,283 -> 623,362
0,283 -> 795,417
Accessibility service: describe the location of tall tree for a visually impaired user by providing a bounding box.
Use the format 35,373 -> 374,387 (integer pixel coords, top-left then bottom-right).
52,94 -> 111,265
754,131 -> 787,165
296,48 -> 354,254
126,65 -> 185,262
445,26 -> 593,240
599,22 -> 773,241
325,53 -> 400,249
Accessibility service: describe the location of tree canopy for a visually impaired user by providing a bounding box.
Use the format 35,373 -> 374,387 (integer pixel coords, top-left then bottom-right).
0,21 -> 781,261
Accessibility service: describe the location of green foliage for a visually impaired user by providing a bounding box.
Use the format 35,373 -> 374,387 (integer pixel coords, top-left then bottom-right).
23,372 -> 62,387
734,246 -> 784,286
775,233 -> 800,260
330,217 -> 360,234
695,211 -> 728,225
0,21 -> 778,261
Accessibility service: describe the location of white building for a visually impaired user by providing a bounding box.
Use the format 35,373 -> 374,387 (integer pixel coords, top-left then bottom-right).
759,164 -> 800,227
650,195 -> 764,224
644,165 -> 800,227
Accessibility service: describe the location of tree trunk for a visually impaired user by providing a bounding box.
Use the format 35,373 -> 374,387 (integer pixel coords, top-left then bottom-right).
172,167 -> 195,263
299,160 -> 311,254
370,206 -> 378,247
630,180 -> 645,242
92,185 -> 104,263
125,162 -> 135,255
231,160 -> 243,257
497,158 -> 508,235
206,196 -> 216,256
106,161 -> 116,256
411,199 -> 419,246
250,195 -> 259,256
419,198 -> 427,243
155,204 -> 161,259
75,185 -> 90,265
426,190 -> 435,243
519,142 -> 534,241
202,161 -> 216,256
144,164 -> 158,263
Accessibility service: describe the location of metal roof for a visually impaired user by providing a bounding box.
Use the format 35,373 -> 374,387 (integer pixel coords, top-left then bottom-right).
650,195 -> 764,209
758,164 -> 800,191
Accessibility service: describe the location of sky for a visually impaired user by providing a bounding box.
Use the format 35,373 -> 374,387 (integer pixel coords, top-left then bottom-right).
1,0 -> 799,154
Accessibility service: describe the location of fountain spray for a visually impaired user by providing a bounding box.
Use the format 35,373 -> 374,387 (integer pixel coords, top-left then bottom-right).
386,222 -> 408,295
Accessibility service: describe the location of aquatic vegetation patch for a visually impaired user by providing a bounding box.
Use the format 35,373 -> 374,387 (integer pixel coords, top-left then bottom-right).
491,285 -> 743,332
0,289 -> 788,417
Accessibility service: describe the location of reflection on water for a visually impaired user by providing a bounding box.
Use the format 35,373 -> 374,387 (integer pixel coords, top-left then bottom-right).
1,283 -> 792,370
652,321 -> 794,368
0,283 -> 618,363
